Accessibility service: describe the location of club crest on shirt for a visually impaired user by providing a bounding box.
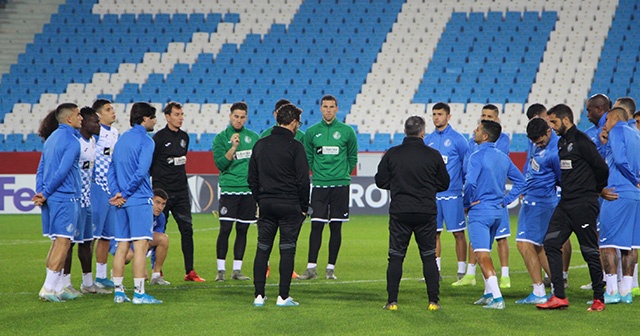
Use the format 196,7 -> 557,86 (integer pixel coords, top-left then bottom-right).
333,131 -> 341,140
244,135 -> 252,143
567,143 -> 574,152
180,139 -> 187,148
444,139 -> 452,147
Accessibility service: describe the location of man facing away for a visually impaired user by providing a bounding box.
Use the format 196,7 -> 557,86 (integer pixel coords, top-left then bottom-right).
376,115 -> 450,311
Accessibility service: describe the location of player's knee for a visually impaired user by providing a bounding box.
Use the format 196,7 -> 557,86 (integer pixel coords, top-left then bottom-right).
280,242 -> 296,252
420,249 -> 436,261
236,224 -> 249,235
257,242 -> 271,252
388,248 -> 406,259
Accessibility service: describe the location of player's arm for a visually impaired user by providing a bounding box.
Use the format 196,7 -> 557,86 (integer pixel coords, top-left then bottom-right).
247,142 -> 260,202
346,128 -> 358,173
458,136 -> 469,184
121,140 -> 155,199
463,152 -> 481,209
35,155 -> 45,194
609,130 -> 637,185
435,152 -> 450,192
294,142 -> 311,213
43,139 -> 80,199
303,130 -> 314,168
374,151 -> 391,190
580,136 -> 610,193
213,134 -> 233,172
503,160 -> 526,206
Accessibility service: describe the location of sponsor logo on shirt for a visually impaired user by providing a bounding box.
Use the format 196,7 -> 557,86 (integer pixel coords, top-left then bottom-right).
315,133 -> 322,138
321,146 -> 339,155
234,150 -> 252,160
165,142 -> 171,147
560,160 -> 572,170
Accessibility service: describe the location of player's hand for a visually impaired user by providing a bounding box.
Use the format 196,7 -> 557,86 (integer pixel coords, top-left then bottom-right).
600,187 -> 619,201
230,133 -> 240,148
109,193 -> 127,207
599,129 -> 608,145
32,193 -> 46,206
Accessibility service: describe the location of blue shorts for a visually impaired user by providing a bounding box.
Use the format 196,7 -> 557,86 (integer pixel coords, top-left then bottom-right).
114,203 -> 153,242
600,197 -> 639,250
516,200 -> 557,246
467,208 -> 502,252
495,207 -> 511,239
436,196 -> 466,232
74,206 -> 95,243
42,199 -> 79,239
91,183 -> 116,239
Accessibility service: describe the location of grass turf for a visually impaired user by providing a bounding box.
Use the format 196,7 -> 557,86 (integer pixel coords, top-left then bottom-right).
0,214 -> 635,335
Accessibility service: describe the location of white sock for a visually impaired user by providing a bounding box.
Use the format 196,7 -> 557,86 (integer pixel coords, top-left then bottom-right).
467,264 -> 476,276
621,276 -> 633,296
307,263 -> 317,269
606,274 -> 618,295
54,272 -> 65,292
44,268 -> 59,291
436,257 -> 441,271
483,276 -> 491,295
96,263 -> 107,278
152,272 -> 161,279
62,273 -> 71,287
326,264 -> 335,270
233,260 -> 242,271
457,262 -> 466,274
134,278 -> 145,295
486,275 -> 502,299
82,272 -> 94,287
501,267 -> 509,278
113,277 -> 124,293
533,283 -> 546,297
633,263 -> 638,288
562,271 -> 568,280
217,259 -> 226,271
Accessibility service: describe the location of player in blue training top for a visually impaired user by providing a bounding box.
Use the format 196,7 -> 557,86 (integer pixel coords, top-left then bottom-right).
424,102 -> 469,281
614,97 -> 638,130
457,104 -> 513,288
584,94 -> 611,150
108,102 -> 161,304
597,107 -> 640,304
34,103 -> 83,302
464,120 -> 525,310
514,118 -> 561,304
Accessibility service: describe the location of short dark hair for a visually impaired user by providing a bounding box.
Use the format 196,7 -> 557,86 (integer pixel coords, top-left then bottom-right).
321,94 -> 338,106
634,110 -> 640,118
55,103 -> 78,123
163,101 -> 183,115
482,104 -> 500,114
276,104 -> 302,126
588,93 -> 612,110
615,97 -> 636,118
432,102 -> 450,114
80,106 -> 96,119
38,110 -> 58,140
273,99 -> 291,113
130,102 -> 156,126
92,99 -> 111,112
480,120 -> 501,142
153,188 -> 168,200
230,102 -> 248,113
404,115 -> 426,137
526,118 -> 549,140
526,103 -> 546,120
547,104 -> 574,123
609,107 -> 628,121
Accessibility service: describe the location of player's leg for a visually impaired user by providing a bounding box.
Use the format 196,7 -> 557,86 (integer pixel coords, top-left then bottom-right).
384,214 -> 412,310
569,200 -> 604,305
112,206 -> 131,303
232,195 -> 256,280
167,192 -> 201,280
41,200 -> 78,301
434,199 -> 445,278
276,204 -> 304,305
326,186 -> 349,279
413,213 -> 439,308
468,209 -> 504,309
253,203 -> 278,305
516,201 -> 553,303
91,185 -> 115,288
216,194 -> 236,281
444,197 -> 467,280
129,204 -> 160,304
149,233 -> 170,285
540,204 -> 573,302
496,208 -> 510,288
298,187 -> 329,280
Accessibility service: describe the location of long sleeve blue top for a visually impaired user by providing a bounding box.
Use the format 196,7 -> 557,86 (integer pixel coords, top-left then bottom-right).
108,124 -> 155,205
36,124 -> 81,201
522,132 -> 561,202
464,142 -> 525,210
601,121 -> 640,196
465,132 -> 510,176
424,124 -> 469,196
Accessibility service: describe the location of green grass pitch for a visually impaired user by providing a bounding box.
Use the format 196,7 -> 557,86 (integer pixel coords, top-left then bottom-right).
0,214 -> 636,335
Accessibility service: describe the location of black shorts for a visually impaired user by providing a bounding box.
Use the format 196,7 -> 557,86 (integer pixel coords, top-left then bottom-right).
310,186 -> 349,222
219,194 -> 257,223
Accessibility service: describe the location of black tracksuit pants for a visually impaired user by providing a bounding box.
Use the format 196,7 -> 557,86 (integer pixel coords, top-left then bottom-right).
163,191 -> 195,274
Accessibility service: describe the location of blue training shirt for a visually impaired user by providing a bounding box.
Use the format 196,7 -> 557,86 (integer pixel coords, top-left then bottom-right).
522,132 -> 561,202
465,132 -> 510,177
601,121 -> 640,195
425,124 -> 469,196
464,142 -> 525,210
108,124 -> 155,205
36,124 -> 81,200
153,212 -> 167,234
584,112 -> 607,155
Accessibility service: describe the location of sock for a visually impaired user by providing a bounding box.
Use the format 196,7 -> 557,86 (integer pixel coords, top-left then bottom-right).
152,272 -> 161,279
467,264 -> 476,276
307,263 -> 317,269
483,276 -> 490,295
82,272 -> 93,287
44,268 -> 58,291
62,273 -> 71,288
621,276 -> 633,296
533,283 -> 546,297
606,274 -> 618,295
233,260 -> 242,271
633,263 -> 638,288
562,271 -> 568,280
457,262 -> 466,274
217,259 -> 226,271
96,263 -> 107,279
436,257 -> 441,271
326,264 -> 335,270
54,272 -> 64,292
113,277 -> 124,293
134,278 -> 145,295
501,267 -> 509,278
486,275 -> 502,299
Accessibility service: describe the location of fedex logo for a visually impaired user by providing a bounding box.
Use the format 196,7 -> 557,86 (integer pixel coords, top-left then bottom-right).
0,175 -> 38,213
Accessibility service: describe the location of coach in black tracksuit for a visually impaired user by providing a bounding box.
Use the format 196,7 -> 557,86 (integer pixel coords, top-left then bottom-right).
248,104 -> 310,304
539,104 -> 609,310
375,116 -> 450,308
